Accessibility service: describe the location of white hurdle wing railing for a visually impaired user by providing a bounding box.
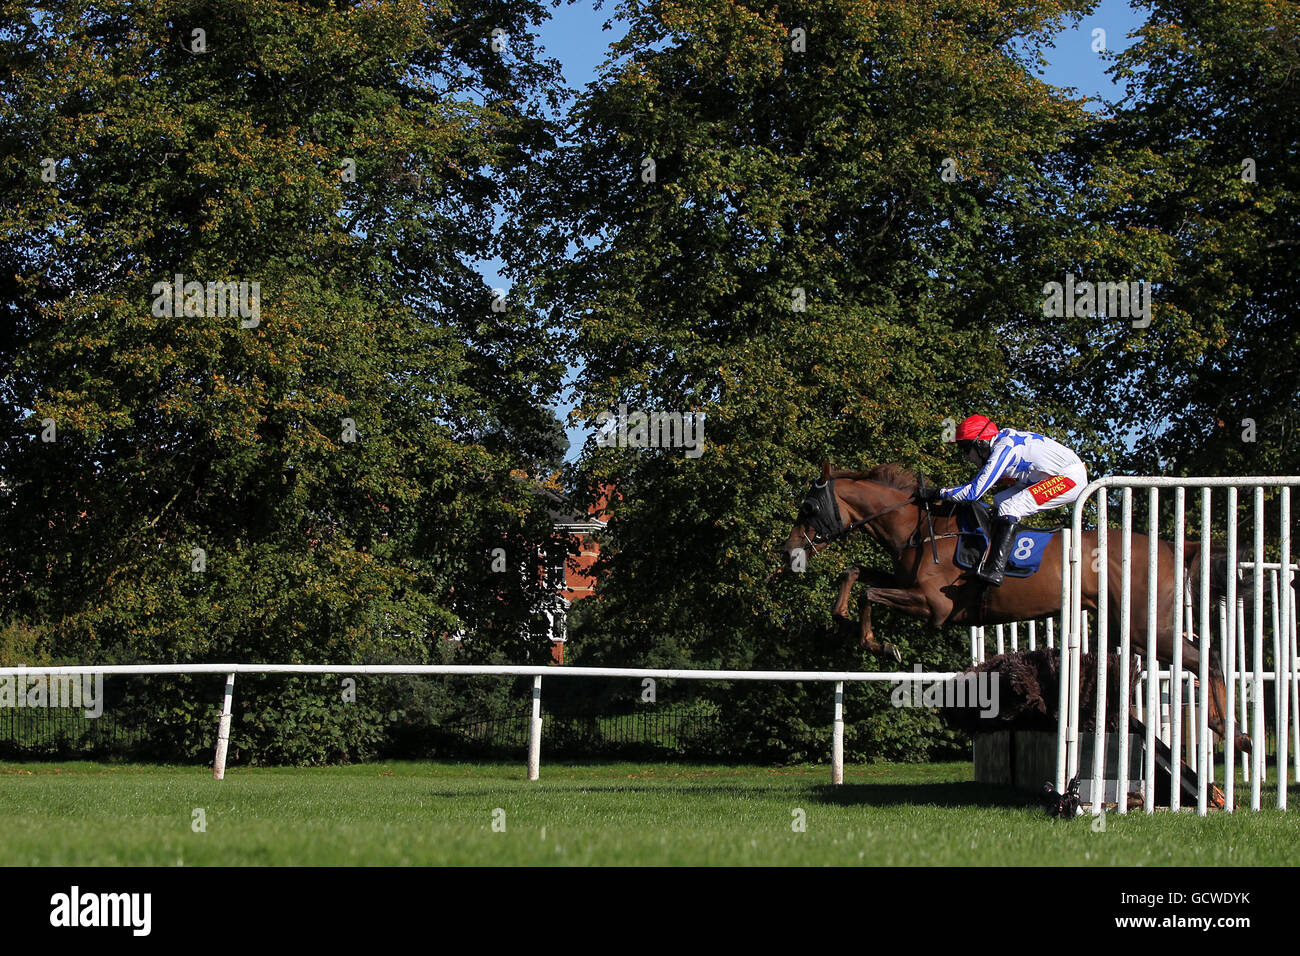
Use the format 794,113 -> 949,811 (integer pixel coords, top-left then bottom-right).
0,663 -> 960,782
1057,476 -> 1299,815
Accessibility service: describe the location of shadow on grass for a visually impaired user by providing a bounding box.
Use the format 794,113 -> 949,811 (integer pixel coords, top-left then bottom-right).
423,778 -> 1042,811
808,781 -> 1040,810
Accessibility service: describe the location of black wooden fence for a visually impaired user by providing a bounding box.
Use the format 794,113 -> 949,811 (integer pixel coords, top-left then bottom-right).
0,704 -> 722,761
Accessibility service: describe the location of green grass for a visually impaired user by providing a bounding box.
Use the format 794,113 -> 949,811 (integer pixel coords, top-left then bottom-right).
1,760 -> 1297,865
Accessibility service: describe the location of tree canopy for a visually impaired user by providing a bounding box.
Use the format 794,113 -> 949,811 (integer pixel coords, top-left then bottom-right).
1,0 -> 1295,761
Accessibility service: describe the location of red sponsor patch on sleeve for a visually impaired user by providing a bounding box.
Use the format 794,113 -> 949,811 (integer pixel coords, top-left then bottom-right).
1028,475 -> 1076,505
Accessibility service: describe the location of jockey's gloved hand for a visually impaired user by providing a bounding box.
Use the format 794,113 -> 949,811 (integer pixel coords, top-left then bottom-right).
916,486 -> 942,506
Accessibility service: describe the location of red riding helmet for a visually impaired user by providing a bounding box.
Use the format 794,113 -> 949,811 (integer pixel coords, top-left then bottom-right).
951,414 -> 998,443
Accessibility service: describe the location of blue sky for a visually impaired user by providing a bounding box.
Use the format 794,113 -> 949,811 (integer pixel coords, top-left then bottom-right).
498,0 -> 1150,460
529,0 -> 1147,99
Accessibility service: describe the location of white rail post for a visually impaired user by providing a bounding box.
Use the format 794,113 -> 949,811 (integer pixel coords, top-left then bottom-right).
1171,488 -> 1185,810
1117,488 -> 1133,813
1237,597 -> 1250,783
1055,527 -> 1073,793
1281,488 -> 1294,797
213,672 -> 236,781
528,675 -> 542,781
1068,520 -> 1085,783
1272,565 -> 1287,808
1252,488 -> 1266,810
832,681 -> 844,785
1091,491 -> 1109,815
1029,619 -> 1036,651
1145,487 -> 1159,813
1184,584 -> 1194,757
1198,488 -> 1212,815
1225,487 -> 1238,811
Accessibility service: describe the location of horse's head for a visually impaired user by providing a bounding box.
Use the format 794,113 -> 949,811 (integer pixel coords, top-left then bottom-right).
779,461 -> 921,571
781,461 -> 848,571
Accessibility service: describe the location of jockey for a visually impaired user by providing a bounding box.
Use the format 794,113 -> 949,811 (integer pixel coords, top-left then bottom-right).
918,415 -> 1088,586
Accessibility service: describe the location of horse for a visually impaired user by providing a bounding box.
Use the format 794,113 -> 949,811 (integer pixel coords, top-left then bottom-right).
778,461 -> 1248,753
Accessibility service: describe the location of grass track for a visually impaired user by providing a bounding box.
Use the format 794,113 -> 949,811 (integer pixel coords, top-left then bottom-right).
1,760 -> 1297,865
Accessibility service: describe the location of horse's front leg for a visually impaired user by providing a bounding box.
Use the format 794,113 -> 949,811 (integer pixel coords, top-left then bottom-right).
854,597 -> 901,662
832,566 -> 862,628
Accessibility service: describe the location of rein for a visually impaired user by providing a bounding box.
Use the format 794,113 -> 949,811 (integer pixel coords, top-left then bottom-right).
798,476 -> 970,560
798,480 -> 918,556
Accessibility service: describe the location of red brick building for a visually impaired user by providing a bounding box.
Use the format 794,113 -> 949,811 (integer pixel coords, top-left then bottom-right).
538,486 -> 614,663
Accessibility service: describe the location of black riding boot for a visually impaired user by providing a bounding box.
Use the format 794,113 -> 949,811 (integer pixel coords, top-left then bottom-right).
977,519 -> 1018,586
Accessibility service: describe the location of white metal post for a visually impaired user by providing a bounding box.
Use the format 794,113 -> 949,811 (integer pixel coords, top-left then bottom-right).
1171,488 -> 1185,810
1285,489 -> 1298,788
1238,598 -> 1250,783
1090,493 -> 1109,815
832,681 -> 844,785
1056,528 -> 1073,793
528,675 -> 542,781
1198,488 -> 1212,815
1279,502 -> 1289,806
1068,525 -> 1084,783
1117,488 -> 1133,814
213,672 -> 236,780
1253,488 -> 1265,810
1145,488 -> 1159,813
1225,487 -> 1238,811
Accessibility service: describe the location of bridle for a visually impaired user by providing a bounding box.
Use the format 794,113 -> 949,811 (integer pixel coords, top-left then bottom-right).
795,478 -> 917,555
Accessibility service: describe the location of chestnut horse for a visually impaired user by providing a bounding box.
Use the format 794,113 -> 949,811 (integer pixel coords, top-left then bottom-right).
779,461 -> 1247,751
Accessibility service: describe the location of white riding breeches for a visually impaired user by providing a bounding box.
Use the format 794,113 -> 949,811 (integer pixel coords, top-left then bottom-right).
993,462 -> 1089,520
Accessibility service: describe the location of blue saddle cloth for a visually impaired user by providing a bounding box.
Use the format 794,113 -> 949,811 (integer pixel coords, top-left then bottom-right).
954,509 -> 1056,578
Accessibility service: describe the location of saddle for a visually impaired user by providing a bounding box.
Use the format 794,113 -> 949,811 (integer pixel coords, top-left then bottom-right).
953,502 -> 1060,578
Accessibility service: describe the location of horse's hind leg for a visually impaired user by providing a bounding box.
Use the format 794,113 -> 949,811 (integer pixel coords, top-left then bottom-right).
1183,636 -> 1251,755
1208,662 -> 1252,755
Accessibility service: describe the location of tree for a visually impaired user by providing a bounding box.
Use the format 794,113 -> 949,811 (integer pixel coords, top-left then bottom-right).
0,1 -> 567,687
1005,0 -> 1299,478
528,0 -> 1097,757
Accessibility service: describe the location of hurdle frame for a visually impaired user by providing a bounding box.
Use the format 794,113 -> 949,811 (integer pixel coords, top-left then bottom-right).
1057,476 -> 1299,814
